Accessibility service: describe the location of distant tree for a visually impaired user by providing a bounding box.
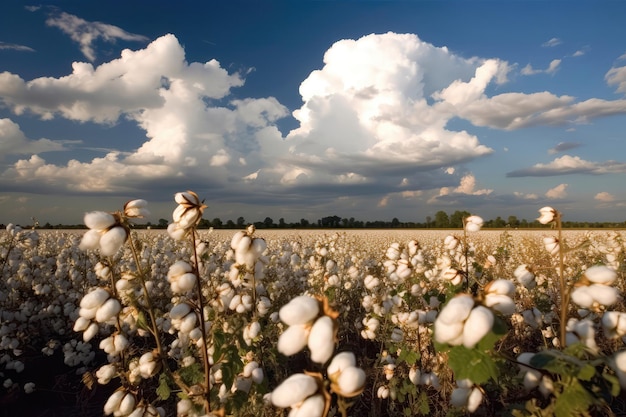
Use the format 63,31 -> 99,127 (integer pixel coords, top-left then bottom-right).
263,217 -> 274,228
278,218 -> 286,228
300,218 -> 310,228
434,211 -> 450,228
225,219 -> 235,228
507,215 -> 520,228
425,216 -> 432,228
211,218 -> 223,228
391,217 -> 400,228
236,216 -> 246,227
493,216 -> 506,228
158,218 -> 169,228
450,210 -> 471,228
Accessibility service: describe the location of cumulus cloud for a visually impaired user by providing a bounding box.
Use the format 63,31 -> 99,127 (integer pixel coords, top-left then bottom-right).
428,173 -> 493,204
0,41 -> 35,52
507,155 -> 626,177
46,11 -> 149,61
595,192 -> 615,202
0,118 -> 73,157
548,141 -> 582,154
0,34 -> 289,195
546,183 -> 568,199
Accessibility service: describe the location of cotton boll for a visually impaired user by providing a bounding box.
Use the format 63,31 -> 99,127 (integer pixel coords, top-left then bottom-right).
83,322 -> 100,342
434,320 -> 464,345
467,387 -> 483,412
291,393 -> 325,417
584,265 -> 617,285
175,273 -> 197,293
99,227 -> 128,256
484,279 -> 515,297
80,288 -> 110,310
95,298 -> 121,323
336,366 -> 366,396
279,295 -> 320,326
462,306 -> 494,348
251,367 -> 264,384
327,352 -> 356,376
79,229 -> 102,251
570,287 -> 595,308
483,294 -> 516,315
278,324 -> 310,356
270,373 -> 319,408
84,211 -> 116,231
73,316 -> 91,332
170,303 -> 192,320
103,389 -> 125,415
308,316 -> 336,364
587,284 -> 620,307
437,295 -> 474,325
118,392 -> 136,416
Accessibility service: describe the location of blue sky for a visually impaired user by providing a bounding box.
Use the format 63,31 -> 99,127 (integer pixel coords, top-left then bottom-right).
1,1 -> 626,226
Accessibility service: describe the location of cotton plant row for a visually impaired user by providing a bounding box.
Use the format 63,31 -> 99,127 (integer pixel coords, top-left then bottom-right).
1,200 -> 626,416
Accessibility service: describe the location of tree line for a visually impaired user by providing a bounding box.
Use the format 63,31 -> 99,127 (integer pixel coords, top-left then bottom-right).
5,210 -> 625,230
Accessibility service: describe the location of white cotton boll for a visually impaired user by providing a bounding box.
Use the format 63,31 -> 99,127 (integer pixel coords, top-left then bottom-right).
168,261 -> 192,278
251,238 -> 267,257
73,316 -> 91,332
180,313 -> 197,333
377,386 -> 389,399
83,322 -> 100,342
308,316 -> 336,364
118,392 -> 136,416
251,367 -> 264,384
462,306 -> 494,348
278,324 -> 310,356
467,387 -> 483,412
337,366 -> 366,395
167,222 -> 186,240
270,373 -> 319,408
95,298 -> 122,323
230,231 -> 247,250
584,265 -> 617,285
279,295 -> 320,326
483,294 -> 516,315
103,389 -> 125,415
514,264 -> 536,289
243,361 -> 259,378
434,321 -> 464,345
79,229 -> 102,251
99,337 -> 115,354
328,352 -> 356,376
588,284 -> 620,307
175,273 -> 197,293
178,208 -> 202,229
292,393 -> 325,417
100,227 -> 127,256
484,279 -> 515,297
113,334 -> 129,353
170,303 -> 191,320
364,275 -> 380,290
81,288 -> 110,310
437,295 -> 475,325
543,236 -> 560,256
570,287 -> 594,308
465,215 -> 483,232
229,294 -> 242,311
257,296 -> 272,316
409,366 -> 421,385
84,211 -> 116,231
396,263 -> 412,280
96,364 -> 117,385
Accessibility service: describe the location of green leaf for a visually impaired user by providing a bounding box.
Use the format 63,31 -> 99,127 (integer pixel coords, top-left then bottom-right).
178,363 -> 204,386
529,351 -> 557,370
554,379 -> 594,417
417,390 -> 430,415
157,373 -> 171,401
135,310 -> 150,332
448,345 -> 499,384
577,364 -> 596,381
398,347 -> 420,366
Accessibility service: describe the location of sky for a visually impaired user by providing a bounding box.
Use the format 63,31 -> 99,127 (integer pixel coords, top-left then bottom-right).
1,1 -> 626,226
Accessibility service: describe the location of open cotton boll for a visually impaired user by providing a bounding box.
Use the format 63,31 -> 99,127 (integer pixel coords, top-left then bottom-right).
83,322 -> 100,342
583,265 -> 617,285
336,366 -> 366,396
118,392 -> 136,416
270,373 -> 319,408
308,316 -> 336,364
437,295 -> 475,325
81,288 -> 111,310
327,352 -> 356,376
84,211 -> 116,231
483,294 -> 516,315
99,227 -> 128,256
484,279 -> 515,297
279,295 -> 320,326
103,389 -> 125,415
73,316 -> 91,332
291,393 -> 326,417
434,320 -> 464,345
462,306 -> 494,348
467,387 -> 483,412
79,229 -> 102,251
95,298 -> 122,323
278,324 -> 310,356
170,302 -> 192,320
602,311 -> 626,338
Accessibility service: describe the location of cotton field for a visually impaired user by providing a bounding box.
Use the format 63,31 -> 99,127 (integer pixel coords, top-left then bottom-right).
1,196 -> 626,416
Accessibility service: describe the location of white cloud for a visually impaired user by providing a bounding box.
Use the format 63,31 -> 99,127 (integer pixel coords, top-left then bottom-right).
595,192 -> 615,202
546,183 -> 568,199
429,173 -> 493,204
0,118 -> 72,157
542,38 -> 562,47
0,41 -> 35,52
548,141 -> 581,154
507,155 -> 626,177
606,65 -> 626,94
46,11 -> 149,61
513,191 -> 539,200
521,59 -> 561,76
